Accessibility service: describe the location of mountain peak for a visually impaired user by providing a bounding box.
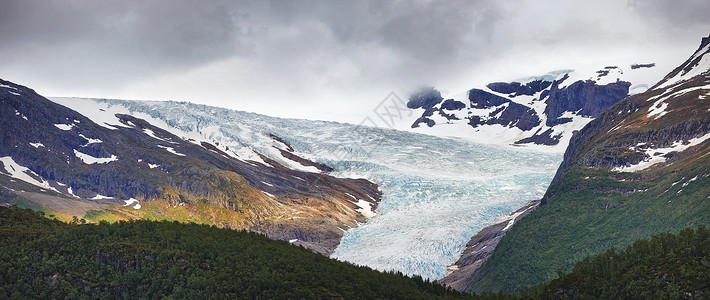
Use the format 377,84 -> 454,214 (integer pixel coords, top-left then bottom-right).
701,33 -> 710,49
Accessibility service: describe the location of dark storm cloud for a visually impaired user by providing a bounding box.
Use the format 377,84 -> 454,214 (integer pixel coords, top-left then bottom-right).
0,0 -> 498,89
262,0 -> 498,62
628,0 -> 710,26
0,0 -> 240,84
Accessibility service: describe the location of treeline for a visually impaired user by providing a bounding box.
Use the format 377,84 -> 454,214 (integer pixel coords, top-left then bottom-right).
0,206 -> 471,299
521,225 -> 710,299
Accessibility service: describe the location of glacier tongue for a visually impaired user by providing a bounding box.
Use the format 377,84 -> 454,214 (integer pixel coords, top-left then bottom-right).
325,138 -> 560,280
56,98 -> 562,280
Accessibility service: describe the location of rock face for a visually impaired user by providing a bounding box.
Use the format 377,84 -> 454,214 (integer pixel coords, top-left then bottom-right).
0,78 -> 382,255
438,200 -> 539,291
543,78 -> 631,126
406,65 -> 660,150
466,34 -> 710,293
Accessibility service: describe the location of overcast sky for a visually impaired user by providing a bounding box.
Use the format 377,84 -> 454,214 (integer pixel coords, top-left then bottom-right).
2,0 -> 709,123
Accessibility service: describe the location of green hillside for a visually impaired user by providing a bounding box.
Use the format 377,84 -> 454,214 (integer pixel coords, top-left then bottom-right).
522,226 -> 710,298
472,161 -> 710,293
470,37 -> 710,294
0,206 -> 470,299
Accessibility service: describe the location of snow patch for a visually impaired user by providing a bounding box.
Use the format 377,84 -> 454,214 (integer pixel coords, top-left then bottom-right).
30,142 -> 45,148
682,176 -> 699,187
79,134 -> 102,145
0,156 -> 60,193
262,191 -> 274,198
48,98 -> 133,130
73,150 -> 118,164
66,186 -> 79,198
0,83 -> 18,90
647,100 -> 669,119
156,145 -> 186,156
92,194 -> 112,200
497,205 -> 532,231
646,84 -> 710,120
143,128 -> 170,142
54,124 -> 74,131
123,198 -> 141,209
353,200 -> 376,219
613,132 -> 710,172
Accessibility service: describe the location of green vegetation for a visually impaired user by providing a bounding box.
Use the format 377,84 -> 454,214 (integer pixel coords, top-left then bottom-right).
457,76 -> 710,293
0,206 -> 471,299
4,205 -> 706,299
470,74 -> 710,294
473,157 -> 710,293
522,226 -> 710,299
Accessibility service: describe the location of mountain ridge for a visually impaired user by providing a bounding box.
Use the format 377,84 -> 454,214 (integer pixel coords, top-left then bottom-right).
0,79 -> 382,255
404,63 -> 664,151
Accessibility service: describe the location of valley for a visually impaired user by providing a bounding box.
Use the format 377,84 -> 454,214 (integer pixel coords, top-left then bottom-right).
51,96 -> 563,280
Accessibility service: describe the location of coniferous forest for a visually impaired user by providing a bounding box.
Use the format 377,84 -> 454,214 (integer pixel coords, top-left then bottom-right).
521,225 -> 710,299
0,206 -> 470,299
1,205 -> 708,299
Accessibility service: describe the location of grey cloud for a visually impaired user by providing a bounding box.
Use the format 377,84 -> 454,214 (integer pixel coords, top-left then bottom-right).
1,0 -> 708,118
628,0 -> 710,26
0,0 -> 240,85
259,0 -> 498,63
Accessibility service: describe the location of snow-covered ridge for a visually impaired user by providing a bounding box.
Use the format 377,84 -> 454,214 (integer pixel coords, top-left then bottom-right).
657,40 -> 710,89
403,63 -> 665,152
47,97 -> 337,171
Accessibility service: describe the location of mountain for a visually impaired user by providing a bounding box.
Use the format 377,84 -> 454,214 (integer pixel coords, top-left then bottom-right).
1,80 -> 563,280
49,97 -> 561,281
452,34 -> 710,293
405,63 -> 662,151
0,79 -> 381,255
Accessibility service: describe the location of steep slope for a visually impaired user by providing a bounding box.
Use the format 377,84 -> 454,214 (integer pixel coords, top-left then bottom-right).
405,64 -> 662,151
469,34 -> 710,293
0,78 -> 381,255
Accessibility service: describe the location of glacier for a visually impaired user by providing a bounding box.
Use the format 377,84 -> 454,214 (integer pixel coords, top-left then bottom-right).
52,98 -> 562,280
